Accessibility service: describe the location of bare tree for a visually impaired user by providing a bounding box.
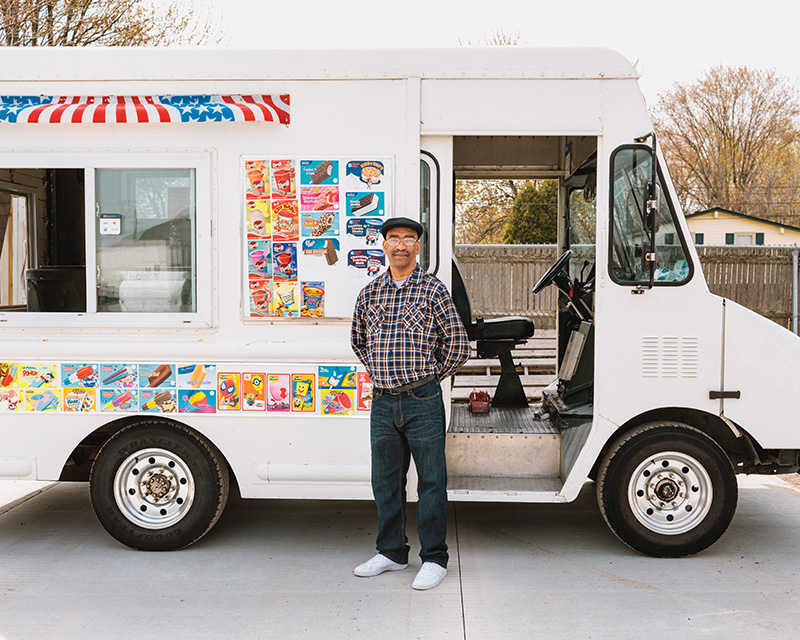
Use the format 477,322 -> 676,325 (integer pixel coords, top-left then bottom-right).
459,28 -> 525,47
0,0 -> 220,46
653,66 -> 800,223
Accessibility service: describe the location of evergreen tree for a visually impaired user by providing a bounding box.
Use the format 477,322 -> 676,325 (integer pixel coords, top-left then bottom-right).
502,180 -> 558,244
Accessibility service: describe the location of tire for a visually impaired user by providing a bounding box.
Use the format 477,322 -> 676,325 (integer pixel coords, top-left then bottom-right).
89,420 -> 230,551
596,422 -> 737,557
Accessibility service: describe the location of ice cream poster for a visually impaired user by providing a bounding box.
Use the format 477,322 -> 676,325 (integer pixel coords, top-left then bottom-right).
177,364 -> 216,390
25,388 -> 61,412
300,282 -> 325,317
246,200 -> 271,238
139,364 -> 176,389
300,160 -> 338,186
242,373 -> 266,411
345,192 -> 384,217
100,388 -> 138,413
99,364 -> 137,389
356,372 -> 373,411
321,389 -> 354,416
218,373 -> 241,411
63,388 -> 96,412
139,389 -> 177,413
348,249 -> 385,278
0,363 -> 18,387
273,281 -> 299,317
318,366 -> 357,390
346,218 -> 382,245
267,374 -> 291,412
245,160 -> 270,200
249,276 -> 274,317
302,238 -> 340,266
61,364 -> 98,388
18,364 -> 57,389
179,390 -> 216,414
291,374 -> 315,412
248,239 -> 272,276
301,185 -> 339,213
346,161 -> 384,187
270,159 -> 296,198
0,388 -> 19,411
301,209 -> 339,238
271,200 -> 299,241
272,243 -> 298,281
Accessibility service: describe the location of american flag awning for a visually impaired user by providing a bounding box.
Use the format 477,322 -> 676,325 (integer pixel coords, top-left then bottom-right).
0,95 -> 290,124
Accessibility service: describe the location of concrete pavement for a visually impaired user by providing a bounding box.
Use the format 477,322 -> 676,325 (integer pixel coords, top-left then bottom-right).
2,476 -> 800,639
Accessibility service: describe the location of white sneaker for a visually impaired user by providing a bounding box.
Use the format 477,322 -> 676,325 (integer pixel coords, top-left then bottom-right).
412,562 -> 447,590
353,553 -> 408,577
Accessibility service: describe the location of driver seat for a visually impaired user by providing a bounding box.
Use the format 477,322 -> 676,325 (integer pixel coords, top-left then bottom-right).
451,260 -> 534,407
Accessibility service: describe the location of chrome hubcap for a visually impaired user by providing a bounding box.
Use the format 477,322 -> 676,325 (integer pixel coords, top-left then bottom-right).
628,451 -> 713,535
113,448 -> 195,529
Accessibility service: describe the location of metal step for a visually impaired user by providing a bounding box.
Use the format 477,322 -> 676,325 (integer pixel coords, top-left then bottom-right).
446,405 -> 561,479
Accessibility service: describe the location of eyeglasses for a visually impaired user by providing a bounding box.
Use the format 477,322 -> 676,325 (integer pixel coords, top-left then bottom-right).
384,237 -> 419,247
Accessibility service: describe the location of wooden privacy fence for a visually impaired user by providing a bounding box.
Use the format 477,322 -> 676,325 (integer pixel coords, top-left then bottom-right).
454,244 -> 798,329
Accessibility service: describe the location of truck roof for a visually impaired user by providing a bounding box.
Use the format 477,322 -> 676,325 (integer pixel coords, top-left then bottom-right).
0,47 -> 637,83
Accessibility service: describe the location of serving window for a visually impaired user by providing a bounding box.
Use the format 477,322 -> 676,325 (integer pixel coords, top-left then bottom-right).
0,153 -> 210,327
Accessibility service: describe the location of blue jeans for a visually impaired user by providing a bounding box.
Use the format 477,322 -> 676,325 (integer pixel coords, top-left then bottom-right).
370,379 -> 448,568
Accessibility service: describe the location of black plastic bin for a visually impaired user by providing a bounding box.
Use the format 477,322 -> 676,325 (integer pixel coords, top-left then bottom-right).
26,267 -> 86,312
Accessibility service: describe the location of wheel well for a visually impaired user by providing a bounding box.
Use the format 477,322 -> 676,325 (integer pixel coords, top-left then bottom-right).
59,417 -> 237,494
590,407 -> 761,479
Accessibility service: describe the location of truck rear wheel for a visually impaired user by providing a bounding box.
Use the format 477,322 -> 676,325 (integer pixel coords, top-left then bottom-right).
90,421 -> 229,551
596,422 -> 737,557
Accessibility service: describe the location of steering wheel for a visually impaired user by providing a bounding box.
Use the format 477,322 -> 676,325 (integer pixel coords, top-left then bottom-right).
533,250 -> 573,295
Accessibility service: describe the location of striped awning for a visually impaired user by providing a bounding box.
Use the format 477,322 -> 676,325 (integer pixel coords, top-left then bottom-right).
0,95 -> 290,124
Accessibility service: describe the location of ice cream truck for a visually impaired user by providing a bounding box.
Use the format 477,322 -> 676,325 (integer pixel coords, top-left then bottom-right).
1,47 -> 798,557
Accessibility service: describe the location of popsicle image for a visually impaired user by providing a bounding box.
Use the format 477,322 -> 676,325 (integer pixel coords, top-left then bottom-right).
188,365 -> 206,388
1,364 -> 17,387
186,392 -> 214,413
65,365 -> 95,386
105,390 -> 133,411
31,391 -> 58,411
30,365 -> 55,388
103,366 -> 135,386
141,391 -> 173,411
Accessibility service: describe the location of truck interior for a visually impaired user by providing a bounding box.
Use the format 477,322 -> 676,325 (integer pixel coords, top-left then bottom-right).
443,135 -> 598,493
0,167 -> 196,315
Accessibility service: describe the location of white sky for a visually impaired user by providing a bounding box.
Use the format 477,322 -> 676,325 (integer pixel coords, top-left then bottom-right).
212,0 -> 799,105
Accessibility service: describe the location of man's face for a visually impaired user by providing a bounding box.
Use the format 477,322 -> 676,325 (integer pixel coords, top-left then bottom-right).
382,227 -> 420,272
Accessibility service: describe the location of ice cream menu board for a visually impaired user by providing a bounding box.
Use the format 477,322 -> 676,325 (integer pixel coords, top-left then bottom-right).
244,157 -> 393,319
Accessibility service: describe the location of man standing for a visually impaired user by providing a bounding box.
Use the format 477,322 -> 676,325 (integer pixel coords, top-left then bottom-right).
350,216 -> 470,591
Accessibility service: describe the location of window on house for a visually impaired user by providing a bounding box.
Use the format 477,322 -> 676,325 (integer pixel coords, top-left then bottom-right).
735,233 -> 754,246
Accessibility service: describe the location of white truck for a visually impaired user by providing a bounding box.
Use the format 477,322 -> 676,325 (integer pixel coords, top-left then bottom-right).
0,47 -> 796,556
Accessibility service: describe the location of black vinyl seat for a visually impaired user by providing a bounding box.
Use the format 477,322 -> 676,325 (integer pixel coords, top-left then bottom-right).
451,260 -> 534,407
451,261 -> 534,343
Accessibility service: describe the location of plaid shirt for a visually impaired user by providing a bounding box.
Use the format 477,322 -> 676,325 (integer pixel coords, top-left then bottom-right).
351,265 -> 470,390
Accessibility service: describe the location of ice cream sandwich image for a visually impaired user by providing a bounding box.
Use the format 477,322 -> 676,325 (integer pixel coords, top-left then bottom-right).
351,193 -> 378,216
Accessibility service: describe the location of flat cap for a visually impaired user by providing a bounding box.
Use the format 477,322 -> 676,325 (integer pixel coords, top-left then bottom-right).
381,216 -> 424,239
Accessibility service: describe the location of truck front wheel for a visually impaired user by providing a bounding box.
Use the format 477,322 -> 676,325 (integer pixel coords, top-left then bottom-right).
89,421 -> 229,551
597,422 -> 737,557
